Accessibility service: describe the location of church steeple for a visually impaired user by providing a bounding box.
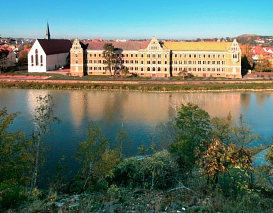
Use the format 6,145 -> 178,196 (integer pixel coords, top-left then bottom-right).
46,22 -> 50,41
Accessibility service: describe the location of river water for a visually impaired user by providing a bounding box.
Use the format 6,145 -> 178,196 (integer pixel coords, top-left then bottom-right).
0,89 -> 272,184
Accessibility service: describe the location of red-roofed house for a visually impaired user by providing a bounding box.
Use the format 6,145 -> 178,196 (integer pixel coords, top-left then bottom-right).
0,45 -> 16,71
28,23 -> 72,73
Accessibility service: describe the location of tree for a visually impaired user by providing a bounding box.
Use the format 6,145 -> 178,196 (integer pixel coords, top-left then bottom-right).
75,125 -> 119,191
169,103 -> 212,171
18,50 -> 28,65
121,67 -> 129,78
115,127 -> 132,159
0,108 -> 33,186
103,43 -> 115,76
30,95 -> 59,189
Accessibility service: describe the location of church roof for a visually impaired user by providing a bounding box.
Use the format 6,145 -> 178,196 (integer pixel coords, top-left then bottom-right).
37,39 -> 72,55
163,42 -> 233,51
84,40 -> 150,51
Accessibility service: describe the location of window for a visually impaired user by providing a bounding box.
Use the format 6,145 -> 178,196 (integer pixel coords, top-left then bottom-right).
94,54 -> 96,57
89,67 -> 92,70
40,55 -> 43,66
141,54 -> 144,58
76,59 -> 78,64
217,61 -> 220,64
98,54 -> 101,57
198,61 -> 201,64
158,67 -> 161,71
198,68 -> 201,71
141,67 -> 144,71
131,54 -> 133,57
141,60 -> 144,64
31,55 -> 34,66
35,49 -> 38,66
89,54 -> 92,57
152,54 -> 156,58
189,54 -> 192,58
165,61 -> 167,64
184,60 -> 187,64
165,54 -> 168,58
152,67 -> 155,71
147,67 -> 150,71
158,61 -> 161,64
147,61 -> 150,64
164,68 -> 167,72
222,61 -> 226,65
135,54 -> 138,57
147,54 -> 150,58
158,54 -> 161,58
203,61 -> 206,64
135,60 -> 138,64
194,54 -> 197,58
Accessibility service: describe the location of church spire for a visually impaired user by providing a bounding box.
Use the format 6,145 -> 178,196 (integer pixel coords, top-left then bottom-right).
46,22 -> 50,41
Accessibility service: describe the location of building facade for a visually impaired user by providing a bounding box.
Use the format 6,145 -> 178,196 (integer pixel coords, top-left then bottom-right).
70,36 -> 242,78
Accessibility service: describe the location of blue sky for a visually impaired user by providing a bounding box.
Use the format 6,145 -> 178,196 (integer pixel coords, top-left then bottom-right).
2,0 -> 273,40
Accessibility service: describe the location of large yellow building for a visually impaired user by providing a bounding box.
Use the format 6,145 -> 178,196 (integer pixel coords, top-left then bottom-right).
70,36 -> 242,78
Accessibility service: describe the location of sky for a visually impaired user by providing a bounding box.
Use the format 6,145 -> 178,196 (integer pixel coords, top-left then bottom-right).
1,0 -> 273,40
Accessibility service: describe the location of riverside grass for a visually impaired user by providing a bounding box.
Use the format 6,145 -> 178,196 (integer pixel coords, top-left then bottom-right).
0,81 -> 273,91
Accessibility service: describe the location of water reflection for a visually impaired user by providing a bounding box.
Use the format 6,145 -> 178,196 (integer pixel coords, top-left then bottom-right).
1,89 -> 273,184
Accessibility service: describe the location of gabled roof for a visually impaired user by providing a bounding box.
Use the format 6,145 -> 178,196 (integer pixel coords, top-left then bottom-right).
83,40 -> 150,51
163,42 -> 233,51
37,39 -> 72,55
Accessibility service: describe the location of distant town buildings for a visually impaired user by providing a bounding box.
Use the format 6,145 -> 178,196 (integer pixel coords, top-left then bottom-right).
70,36 -> 242,78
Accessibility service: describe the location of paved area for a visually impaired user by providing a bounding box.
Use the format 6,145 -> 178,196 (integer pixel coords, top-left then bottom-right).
0,75 -> 50,80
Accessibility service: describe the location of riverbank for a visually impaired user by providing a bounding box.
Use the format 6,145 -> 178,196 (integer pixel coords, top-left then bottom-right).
1,74 -> 273,91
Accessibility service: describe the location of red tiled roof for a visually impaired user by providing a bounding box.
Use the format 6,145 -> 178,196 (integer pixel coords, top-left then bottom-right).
37,39 -> 72,55
83,40 -> 150,51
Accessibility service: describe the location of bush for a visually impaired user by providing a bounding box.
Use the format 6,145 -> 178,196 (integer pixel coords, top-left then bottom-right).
0,184 -> 27,209
112,150 -> 179,190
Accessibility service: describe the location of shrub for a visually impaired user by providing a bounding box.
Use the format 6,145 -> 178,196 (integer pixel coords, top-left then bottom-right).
112,150 -> 179,190
0,184 -> 27,209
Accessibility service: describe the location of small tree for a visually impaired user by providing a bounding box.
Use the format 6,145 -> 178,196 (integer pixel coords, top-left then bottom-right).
169,103 -> 212,171
75,125 -> 119,191
115,127 -> 132,159
0,108 -> 33,186
30,95 -> 59,189
18,49 -> 28,65
103,43 -> 115,76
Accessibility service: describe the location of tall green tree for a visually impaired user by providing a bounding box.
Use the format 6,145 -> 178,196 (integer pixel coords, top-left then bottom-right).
103,43 -> 115,76
169,103 -> 212,171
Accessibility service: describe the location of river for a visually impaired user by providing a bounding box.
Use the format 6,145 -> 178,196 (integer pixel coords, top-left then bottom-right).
0,89 -> 272,184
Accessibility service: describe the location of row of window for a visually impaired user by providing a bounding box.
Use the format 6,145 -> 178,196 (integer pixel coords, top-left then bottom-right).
173,67 -> 226,72
86,59 -> 227,65
88,66 -> 168,72
173,60 -> 226,65
30,50 -> 43,66
87,53 -> 168,58
172,53 -> 226,59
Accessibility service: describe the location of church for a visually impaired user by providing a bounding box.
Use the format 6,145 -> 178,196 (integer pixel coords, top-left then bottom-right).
28,23 -> 72,73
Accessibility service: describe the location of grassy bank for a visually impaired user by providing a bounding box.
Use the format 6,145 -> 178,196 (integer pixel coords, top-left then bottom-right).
1,80 -> 273,91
